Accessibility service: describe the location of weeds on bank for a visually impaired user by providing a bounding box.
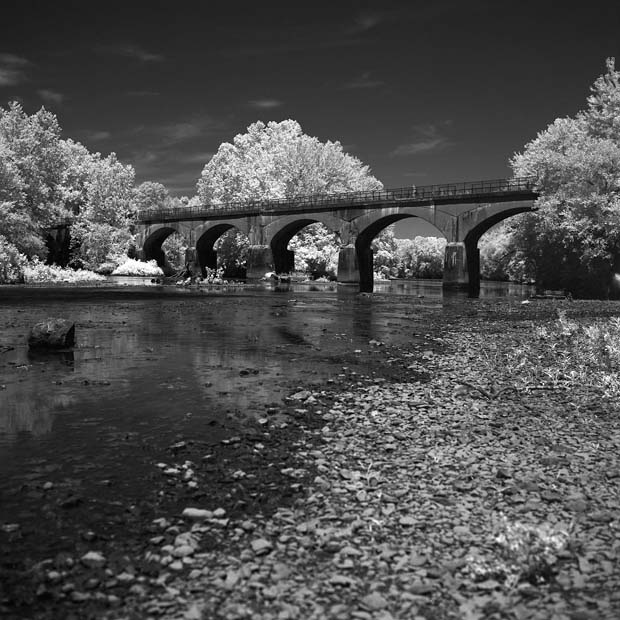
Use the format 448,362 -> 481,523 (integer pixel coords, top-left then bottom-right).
466,515 -> 571,588
466,310 -> 620,399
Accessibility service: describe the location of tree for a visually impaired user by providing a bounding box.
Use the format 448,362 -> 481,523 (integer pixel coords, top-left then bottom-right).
66,142 -> 136,270
393,237 -> 446,279
197,120 -> 385,275
508,58 -> 620,297
0,102 -> 68,257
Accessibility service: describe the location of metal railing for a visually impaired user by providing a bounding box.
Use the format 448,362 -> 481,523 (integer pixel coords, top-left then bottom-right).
136,176 -> 538,223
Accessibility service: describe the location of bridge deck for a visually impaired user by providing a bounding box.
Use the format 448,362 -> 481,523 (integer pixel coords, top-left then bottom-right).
137,176 -> 538,224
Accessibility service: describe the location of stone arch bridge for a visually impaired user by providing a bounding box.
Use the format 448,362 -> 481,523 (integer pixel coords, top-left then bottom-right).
135,177 -> 538,293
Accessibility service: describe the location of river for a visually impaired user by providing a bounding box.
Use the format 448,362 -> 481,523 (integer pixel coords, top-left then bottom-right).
0,279 -> 533,613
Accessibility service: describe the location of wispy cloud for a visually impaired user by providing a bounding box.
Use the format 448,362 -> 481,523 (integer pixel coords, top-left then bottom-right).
97,44 -> 164,62
0,53 -> 30,86
145,117 -> 223,145
82,130 -> 111,142
38,89 -> 63,105
391,122 -> 455,157
341,72 -> 384,90
122,115 -> 229,194
248,99 -> 284,109
348,12 -> 383,35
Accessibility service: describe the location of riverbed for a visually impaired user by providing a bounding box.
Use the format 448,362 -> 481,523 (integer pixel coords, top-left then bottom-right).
0,281 -> 534,618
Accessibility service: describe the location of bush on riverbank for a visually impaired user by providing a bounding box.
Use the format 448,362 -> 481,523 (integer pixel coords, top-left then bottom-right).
0,236 -> 27,283
22,258 -> 105,284
112,258 -> 164,277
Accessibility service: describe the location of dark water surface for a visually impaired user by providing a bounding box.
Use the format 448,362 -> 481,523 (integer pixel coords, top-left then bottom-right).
0,280 -> 533,599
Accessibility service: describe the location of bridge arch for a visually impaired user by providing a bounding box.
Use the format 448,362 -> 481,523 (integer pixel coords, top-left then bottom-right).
193,220 -> 251,277
141,223 -> 184,271
350,210 -> 450,292
264,213 -> 344,275
459,202 -> 536,293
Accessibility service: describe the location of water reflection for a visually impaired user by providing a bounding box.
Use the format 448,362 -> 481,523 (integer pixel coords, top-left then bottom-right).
0,281 -> 533,451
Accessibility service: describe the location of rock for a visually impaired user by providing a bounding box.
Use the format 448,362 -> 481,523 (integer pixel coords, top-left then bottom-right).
409,582 -> 435,595
81,551 -> 106,568
182,507 -> 213,521
289,390 -> 311,401
361,592 -> 388,610
399,516 -> 416,526
28,318 -> 75,349
184,604 -> 204,620
250,538 -> 273,555
173,545 -> 195,558
174,532 -> 199,550
213,507 -> 226,518
330,574 -> 355,586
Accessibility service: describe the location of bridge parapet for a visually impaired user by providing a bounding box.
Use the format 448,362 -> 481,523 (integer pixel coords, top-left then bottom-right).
136,176 -> 537,224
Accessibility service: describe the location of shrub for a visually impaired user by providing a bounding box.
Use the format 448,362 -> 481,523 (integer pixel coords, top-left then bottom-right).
23,258 -> 105,284
0,235 -> 27,283
111,258 -> 164,277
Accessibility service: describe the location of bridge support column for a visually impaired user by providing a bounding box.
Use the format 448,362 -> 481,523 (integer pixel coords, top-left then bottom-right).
358,246 -> 374,293
337,245 -> 359,285
184,248 -> 202,277
443,241 -> 480,294
246,244 -> 274,280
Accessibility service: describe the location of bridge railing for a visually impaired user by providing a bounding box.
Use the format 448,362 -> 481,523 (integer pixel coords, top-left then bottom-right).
136,176 -> 537,222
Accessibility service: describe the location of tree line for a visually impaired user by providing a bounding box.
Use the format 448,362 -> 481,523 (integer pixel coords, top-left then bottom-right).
1,58 -> 619,296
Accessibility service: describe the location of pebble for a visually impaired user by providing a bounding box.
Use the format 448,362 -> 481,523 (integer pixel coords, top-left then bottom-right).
182,507 -> 213,521
173,545 -> 195,558
251,538 -> 273,555
80,551 -> 106,569
360,592 -> 388,610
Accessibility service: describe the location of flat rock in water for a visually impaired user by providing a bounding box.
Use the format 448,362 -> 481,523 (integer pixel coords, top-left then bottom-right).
28,318 -> 75,349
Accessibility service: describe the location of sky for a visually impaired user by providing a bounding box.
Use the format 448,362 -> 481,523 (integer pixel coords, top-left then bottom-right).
1,0 -> 620,237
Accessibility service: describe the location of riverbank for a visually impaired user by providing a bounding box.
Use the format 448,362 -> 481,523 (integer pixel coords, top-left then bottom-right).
2,298 -> 620,619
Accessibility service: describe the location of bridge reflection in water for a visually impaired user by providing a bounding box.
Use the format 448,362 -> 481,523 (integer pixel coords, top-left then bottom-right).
135,177 -> 538,294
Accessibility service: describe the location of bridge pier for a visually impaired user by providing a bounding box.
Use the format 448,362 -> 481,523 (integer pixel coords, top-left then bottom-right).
337,245 -> 360,285
184,248 -> 201,277
442,241 -> 480,294
246,244 -> 275,280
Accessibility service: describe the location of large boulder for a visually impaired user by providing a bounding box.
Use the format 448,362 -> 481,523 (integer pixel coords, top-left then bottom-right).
28,318 -> 75,350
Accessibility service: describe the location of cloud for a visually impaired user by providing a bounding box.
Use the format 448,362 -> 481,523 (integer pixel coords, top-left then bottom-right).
38,89 -> 64,104
341,72 -> 384,90
348,12 -> 383,35
391,123 -> 455,157
179,151 -> 215,164
97,44 -> 164,62
82,130 -> 111,141
153,120 -> 216,144
247,99 -> 284,109
0,53 -> 30,86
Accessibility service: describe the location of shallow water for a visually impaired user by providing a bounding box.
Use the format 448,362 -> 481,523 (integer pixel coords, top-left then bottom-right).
0,281 -> 533,576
